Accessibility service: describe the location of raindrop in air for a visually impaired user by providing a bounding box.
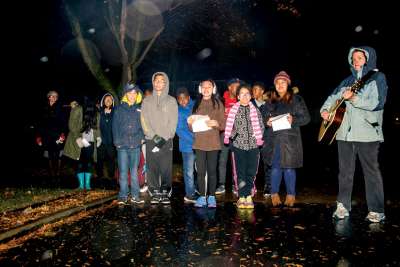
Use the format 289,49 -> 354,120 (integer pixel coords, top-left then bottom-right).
197,48 -> 212,60
40,56 -> 48,62
355,25 -> 363,32
88,28 -> 96,34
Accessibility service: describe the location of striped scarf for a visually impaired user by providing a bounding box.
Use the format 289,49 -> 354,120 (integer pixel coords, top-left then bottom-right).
224,102 -> 264,146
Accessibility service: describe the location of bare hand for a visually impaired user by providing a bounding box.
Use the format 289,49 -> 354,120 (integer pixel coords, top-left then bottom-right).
187,116 -> 194,125
287,114 -> 293,125
206,119 -> 219,128
266,118 -> 272,127
342,89 -> 354,100
321,111 -> 330,121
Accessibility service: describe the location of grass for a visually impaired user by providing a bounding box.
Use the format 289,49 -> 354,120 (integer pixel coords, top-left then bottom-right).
0,187 -> 75,213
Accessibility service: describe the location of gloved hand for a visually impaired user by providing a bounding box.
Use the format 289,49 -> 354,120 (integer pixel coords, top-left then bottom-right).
96,137 -> 102,148
153,135 -> 166,148
36,137 -> 42,146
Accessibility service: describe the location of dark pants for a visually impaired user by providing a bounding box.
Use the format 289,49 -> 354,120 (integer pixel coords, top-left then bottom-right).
146,139 -> 173,195
78,144 -> 94,173
261,146 -> 272,193
96,143 -> 116,178
195,150 -> 219,196
232,147 -> 259,197
337,141 -> 384,213
218,133 -> 230,185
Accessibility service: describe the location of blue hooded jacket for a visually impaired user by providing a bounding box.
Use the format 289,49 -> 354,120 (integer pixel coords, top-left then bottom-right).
176,99 -> 195,153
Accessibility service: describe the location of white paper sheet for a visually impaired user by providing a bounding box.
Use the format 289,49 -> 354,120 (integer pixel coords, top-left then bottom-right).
191,115 -> 211,132
270,113 -> 291,131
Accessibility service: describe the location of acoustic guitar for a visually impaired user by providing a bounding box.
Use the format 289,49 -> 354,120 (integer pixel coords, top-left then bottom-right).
318,69 -> 378,145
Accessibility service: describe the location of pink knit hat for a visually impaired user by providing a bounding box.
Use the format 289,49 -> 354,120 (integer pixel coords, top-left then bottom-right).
274,71 -> 291,85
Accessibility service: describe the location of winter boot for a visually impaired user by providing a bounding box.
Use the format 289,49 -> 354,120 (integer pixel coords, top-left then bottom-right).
284,195 -> 295,207
77,173 -> 84,190
271,193 -> 282,207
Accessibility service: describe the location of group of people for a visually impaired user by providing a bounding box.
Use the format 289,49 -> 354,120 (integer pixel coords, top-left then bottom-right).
36,45 -> 388,223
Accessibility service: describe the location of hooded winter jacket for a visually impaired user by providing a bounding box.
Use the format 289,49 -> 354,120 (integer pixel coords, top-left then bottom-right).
140,72 -> 178,140
99,93 -> 114,145
320,46 -> 388,142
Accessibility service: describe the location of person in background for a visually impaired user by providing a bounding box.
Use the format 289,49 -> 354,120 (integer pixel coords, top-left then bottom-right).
36,90 -> 66,178
216,78 -> 241,195
320,46 -> 387,223
96,93 -> 116,183
176,87 -> 197,203
64,96 -> 101,190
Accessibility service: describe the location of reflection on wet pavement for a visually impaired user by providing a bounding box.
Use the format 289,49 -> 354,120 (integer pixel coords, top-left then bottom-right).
1,200 -> 399,266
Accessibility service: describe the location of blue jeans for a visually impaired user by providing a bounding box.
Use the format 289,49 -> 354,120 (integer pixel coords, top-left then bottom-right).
117,148 -> 140,200
271,145 -> 296,195
182,151 -> 195,197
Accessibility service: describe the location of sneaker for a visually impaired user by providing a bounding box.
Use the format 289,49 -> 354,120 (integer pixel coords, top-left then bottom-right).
215,185 -> 225,195
117,199 -> 127,205
150,193 -> 161,204
332,202 -> 350,219
194,196 -> 207,208
263,187 -> 271,198
236,197 -> 246,209
160,195 -> 171,205
245,196 -> 254,209
184,195 -> 197,204
140,184 -> 148,193
366,211 -> 385,223
130,197 -> 145,204
207,196 -> 217,208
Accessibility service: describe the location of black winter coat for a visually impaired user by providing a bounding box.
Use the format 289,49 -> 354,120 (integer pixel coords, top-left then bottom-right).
261,94 -> 310,168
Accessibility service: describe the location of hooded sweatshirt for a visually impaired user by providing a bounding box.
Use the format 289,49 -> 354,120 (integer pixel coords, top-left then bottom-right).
141,72 -> 178,140
320,46 -> 388,142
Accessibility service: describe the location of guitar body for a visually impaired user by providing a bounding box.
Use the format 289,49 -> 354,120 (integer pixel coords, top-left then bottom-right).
318,101 -> 346,144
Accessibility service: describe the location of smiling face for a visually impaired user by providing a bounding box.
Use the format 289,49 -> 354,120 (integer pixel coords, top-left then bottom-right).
126,90 -> 138,104
352,50 -> 367,71
200,80 -> 214,99
103,95 -> 113,108
177,93 -> 190,107
274,79 -> 288,97
252,85 -> 264,100
238,87 -> 252,106
153,74 -> 166,93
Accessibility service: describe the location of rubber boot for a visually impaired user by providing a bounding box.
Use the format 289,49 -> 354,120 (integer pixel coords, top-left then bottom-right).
77,173 -> 84,190
84,172 -> 92,190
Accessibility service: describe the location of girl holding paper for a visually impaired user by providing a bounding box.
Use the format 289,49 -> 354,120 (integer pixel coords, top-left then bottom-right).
187,79 -> 225,208
261,71 -> 310,207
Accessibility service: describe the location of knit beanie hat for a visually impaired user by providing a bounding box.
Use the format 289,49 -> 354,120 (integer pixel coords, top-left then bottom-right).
273,71 -> 291,85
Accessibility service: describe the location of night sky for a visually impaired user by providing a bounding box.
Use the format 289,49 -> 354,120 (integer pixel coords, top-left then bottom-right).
14,0 -> 399,131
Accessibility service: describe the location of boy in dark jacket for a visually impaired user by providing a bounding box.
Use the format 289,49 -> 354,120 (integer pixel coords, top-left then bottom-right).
113,83 -> 144,204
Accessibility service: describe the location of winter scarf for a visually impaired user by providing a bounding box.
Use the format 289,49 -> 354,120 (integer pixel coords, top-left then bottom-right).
224,102 -> 264,146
